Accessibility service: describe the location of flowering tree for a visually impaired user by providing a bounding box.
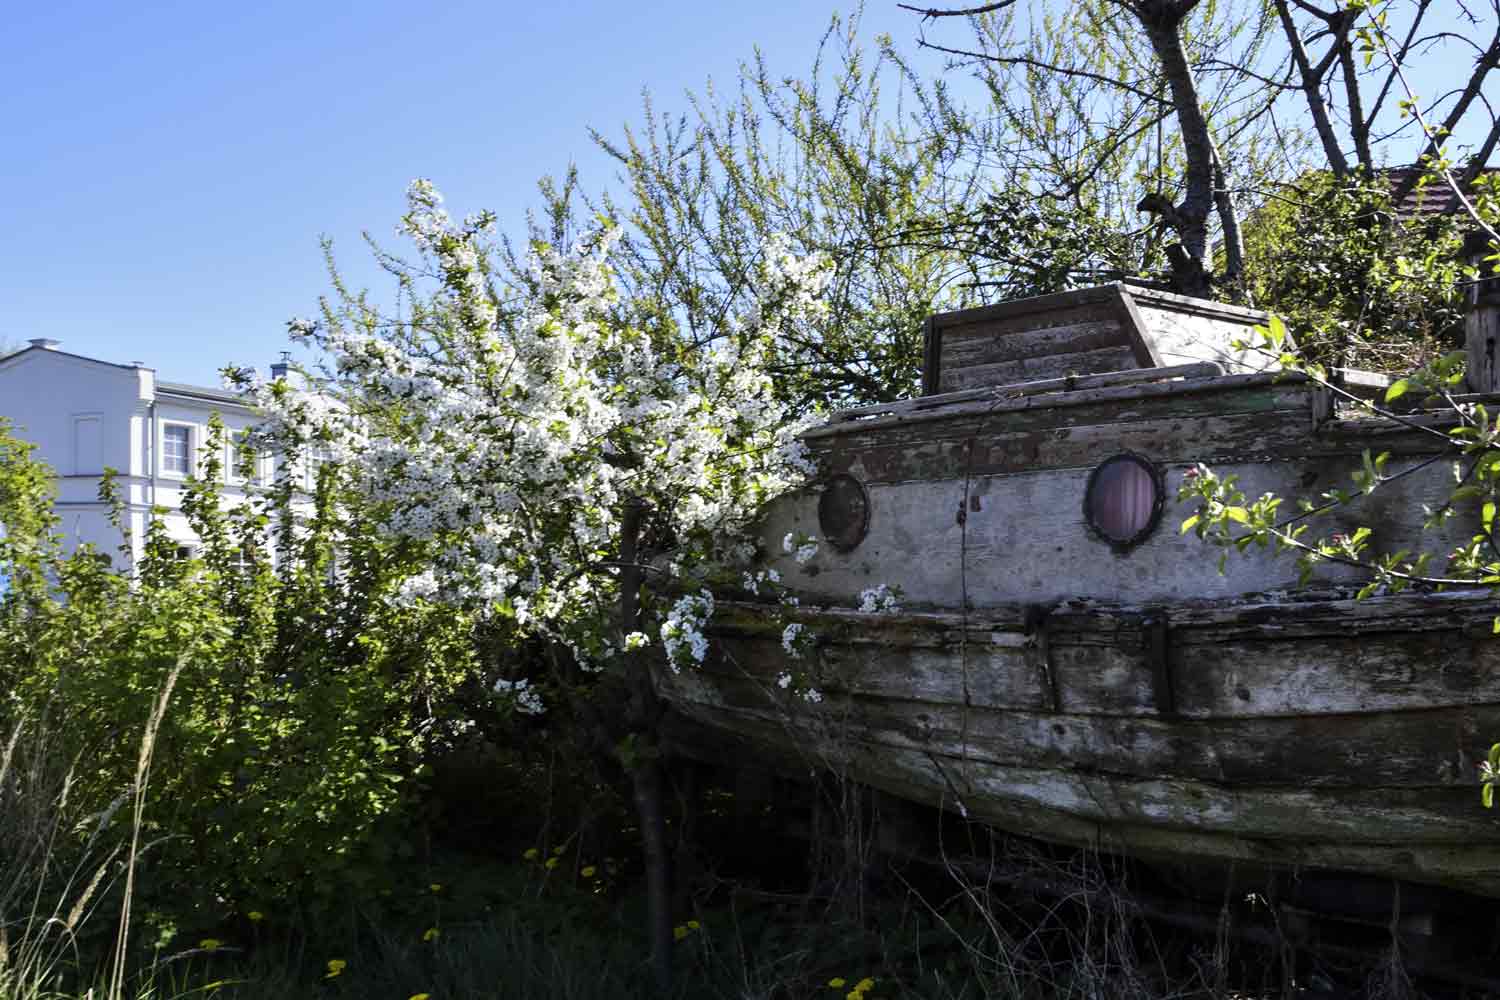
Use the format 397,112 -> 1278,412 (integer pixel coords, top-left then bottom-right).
238,179 -> 830,987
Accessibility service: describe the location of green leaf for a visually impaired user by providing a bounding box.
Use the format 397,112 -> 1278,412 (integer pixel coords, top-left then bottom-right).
1226,506 -> 1250,524
1265,314 -> 1287,349
1486,783 -> 1495,809
1385,379 -> 1410,403
1179,514 -> 1200,534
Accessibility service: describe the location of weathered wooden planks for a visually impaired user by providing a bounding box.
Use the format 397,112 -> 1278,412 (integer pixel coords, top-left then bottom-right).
671,702 -> 1500,841
664,661 -> 1498,789
939,318 -> 1129,369
829,364 -> 1224,424
806,371 -> 1311,443
940,347 -> 1140,392
922,285 -> 1273,398
663,707 -> 1500,898
703,598 -> 1500,720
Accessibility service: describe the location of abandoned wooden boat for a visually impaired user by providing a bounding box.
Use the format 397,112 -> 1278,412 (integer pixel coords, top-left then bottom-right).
654,281 -> 1500,900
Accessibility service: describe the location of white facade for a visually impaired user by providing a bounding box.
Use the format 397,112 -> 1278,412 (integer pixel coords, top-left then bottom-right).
0,340 -> 297,569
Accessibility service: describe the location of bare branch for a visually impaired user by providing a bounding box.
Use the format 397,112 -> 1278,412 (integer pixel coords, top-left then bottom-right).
1393,23 -> 1500,202
1273,0 -> 1350,174
1367,1 -> 1435,131
911,36 -> 1169,104
897,1 -> 1019,18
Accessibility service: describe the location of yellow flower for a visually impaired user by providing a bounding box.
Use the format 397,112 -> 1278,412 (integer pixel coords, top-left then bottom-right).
829,977 -> 847,988
325,959 -> 346,979
246,910 -> 264,922
422,927 -> 440,942
686,919 -> 700,930
581,865 -> 597,878
428,883 -> 442,893
198,938 -> 223,950
544,856 -> 559,870
522,848 -> 539,860
856,978 -> 876,990
673,925 -> 688,941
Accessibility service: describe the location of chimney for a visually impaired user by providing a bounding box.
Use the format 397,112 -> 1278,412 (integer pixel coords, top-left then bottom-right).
1463,229 -> 1500,394
28,338 -> 60,350
270,350 -> 292,380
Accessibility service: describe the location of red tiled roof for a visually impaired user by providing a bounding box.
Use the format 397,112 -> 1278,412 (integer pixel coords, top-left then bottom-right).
1383,165 -> 1497,221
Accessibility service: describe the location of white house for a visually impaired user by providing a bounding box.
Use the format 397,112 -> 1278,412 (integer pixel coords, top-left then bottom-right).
0,338 -> 300,569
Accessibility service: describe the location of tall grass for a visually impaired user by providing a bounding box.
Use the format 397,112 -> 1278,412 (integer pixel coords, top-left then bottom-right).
0,660 -> 180,1000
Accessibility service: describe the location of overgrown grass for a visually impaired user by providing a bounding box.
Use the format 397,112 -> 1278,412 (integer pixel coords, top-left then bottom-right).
1,704 -> 126,1000
0,711 -> 1445,1000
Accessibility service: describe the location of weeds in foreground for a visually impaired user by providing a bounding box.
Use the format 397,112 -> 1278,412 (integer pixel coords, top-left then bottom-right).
1,658 -> 184,1000
0,704 -> 123,1000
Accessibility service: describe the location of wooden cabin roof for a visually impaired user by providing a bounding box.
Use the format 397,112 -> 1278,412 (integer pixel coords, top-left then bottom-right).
922,283 -> 1273,396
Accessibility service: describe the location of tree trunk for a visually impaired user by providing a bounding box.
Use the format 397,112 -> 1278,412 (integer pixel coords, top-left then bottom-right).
1334,13 -> 1375,173
1132,1 -> 1217,296
618,500 -> 673,995
1210,155 -> 1244,294
630,742 -> 674,994
1272,0 -> 1351,176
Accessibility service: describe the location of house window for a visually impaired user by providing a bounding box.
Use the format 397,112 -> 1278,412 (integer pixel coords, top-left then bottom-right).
72,414 -> 103,475
228,429 -> 260,484
229,545 -> 255,576
162,424 -> 192,476
305,444 -> 332,490
173,544 -> 196,562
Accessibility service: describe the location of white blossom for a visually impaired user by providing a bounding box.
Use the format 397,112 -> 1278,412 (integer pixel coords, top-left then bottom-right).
494,677 -> 545,716
857,584 -> 902,614
783,532 -> 819,565
661,590 -> 715,672
248,179 -> 830,686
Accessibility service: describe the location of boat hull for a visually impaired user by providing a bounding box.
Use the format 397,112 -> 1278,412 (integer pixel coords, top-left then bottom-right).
656,592 -> 1500,897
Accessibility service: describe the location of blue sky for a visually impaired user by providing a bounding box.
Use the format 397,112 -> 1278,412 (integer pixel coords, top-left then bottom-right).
3,2 -> 1489,388
3,1 -> 921,386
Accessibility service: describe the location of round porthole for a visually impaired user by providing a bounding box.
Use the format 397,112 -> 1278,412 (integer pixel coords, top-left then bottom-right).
1084,454 -> 1163,550
818,474 -> 870,552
